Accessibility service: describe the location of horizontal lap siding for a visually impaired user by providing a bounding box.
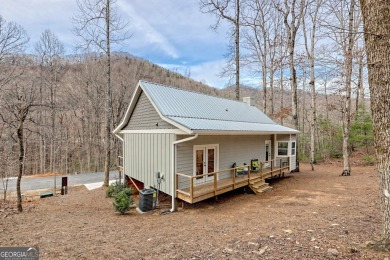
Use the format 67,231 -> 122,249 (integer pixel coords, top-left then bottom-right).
124,91 -> 175,130
276,134 -> 291,142
176,135 -> 271,190
124,133 -> 175,196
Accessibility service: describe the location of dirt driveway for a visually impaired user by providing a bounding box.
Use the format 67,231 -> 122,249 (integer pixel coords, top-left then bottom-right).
0,163 -> 388,259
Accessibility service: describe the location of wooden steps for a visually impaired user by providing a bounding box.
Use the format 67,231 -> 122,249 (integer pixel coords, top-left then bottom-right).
249,179 -> 272,194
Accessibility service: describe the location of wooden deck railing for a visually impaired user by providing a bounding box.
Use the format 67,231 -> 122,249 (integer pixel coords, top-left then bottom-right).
176,157 -> 290,203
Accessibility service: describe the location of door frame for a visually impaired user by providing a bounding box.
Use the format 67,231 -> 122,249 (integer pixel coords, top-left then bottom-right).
264,140 -> 272,168
193,144 -> 219,185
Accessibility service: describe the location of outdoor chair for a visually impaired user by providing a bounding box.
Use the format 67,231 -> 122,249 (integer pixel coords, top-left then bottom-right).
251,159 -> 260,171
233,162 -> 248,176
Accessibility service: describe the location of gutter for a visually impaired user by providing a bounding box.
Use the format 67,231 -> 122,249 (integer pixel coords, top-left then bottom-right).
170,133 -> 198,212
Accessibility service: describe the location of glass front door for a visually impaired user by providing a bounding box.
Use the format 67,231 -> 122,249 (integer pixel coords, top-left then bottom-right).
194,145 -> 218,184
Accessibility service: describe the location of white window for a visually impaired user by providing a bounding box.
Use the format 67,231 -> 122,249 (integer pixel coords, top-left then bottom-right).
277,142 -> 289,156
291,141 -> 296,156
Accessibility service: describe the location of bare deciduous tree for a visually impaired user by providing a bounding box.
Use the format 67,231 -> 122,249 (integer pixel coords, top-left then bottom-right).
275,0 -> 305,131
0,15 -> 29,88
200,0 -> 241,100
302,0 -> 325,170
73,0 -> 129,187
35,29 -> 65,193
0,72 -> 39,212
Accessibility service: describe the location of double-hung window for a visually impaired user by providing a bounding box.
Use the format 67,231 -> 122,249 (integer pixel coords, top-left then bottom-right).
277,141 -> 296,156
277,142 -> 289,156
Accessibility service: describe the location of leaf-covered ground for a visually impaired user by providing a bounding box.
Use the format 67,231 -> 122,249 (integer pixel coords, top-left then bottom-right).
0,163 -> 387,259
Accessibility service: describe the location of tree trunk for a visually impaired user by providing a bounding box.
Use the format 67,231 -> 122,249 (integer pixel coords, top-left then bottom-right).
16,122 -> 24,212
355,51 -> 365,115
103,0 -> 112,187
262,62 -> 267,113
288,44 -> 298,130
269,67 -> 275,116
280,62 -> 284,125
341,0 -> 355,176
360,0 -> 390,249
235,0 -> 240,101
262,24 -> 267,114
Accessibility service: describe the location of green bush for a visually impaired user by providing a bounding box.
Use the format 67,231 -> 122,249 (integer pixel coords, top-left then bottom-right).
106,181 -> 127,198
329,148 -> 343,159
113,190 -> 134,214
362,155 -> 374,166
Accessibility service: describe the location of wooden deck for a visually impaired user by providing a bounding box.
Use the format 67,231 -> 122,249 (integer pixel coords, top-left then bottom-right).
176,158 -> 290,203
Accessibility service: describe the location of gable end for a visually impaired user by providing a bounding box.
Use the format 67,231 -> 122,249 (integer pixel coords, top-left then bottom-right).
123,91 -> 176,130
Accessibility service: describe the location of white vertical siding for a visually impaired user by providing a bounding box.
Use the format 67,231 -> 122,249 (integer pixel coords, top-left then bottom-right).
123,133 -> 175,195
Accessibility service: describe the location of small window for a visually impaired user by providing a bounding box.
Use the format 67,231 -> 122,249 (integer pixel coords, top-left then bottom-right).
291,142 -> 296,156
277,142 -> 289,156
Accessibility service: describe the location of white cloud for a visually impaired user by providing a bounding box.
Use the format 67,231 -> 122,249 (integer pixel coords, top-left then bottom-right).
117,1 -> 180,58
1,0 -> 233,86
159,59 -> 230,89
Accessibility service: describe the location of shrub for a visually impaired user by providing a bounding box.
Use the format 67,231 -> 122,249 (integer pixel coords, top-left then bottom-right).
362,155 -> 374,166
113,190 -> 134,214
329,148 -> 343,159
106,181 -> 127,198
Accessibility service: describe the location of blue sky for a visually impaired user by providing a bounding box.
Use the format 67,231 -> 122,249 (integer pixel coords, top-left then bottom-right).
1,0 -> 236,88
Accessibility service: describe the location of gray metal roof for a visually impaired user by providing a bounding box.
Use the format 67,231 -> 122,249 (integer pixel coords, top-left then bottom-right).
139,81 -> 298,134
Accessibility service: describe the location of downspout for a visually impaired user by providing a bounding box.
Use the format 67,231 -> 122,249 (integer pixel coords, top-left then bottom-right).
170,133 -> 198,212
114,133 -> 124,142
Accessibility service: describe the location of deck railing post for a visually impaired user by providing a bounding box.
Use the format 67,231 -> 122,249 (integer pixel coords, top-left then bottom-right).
233,168 -> 236,189
247,166 -> 251,184
190,177 -> 194,201
288,156 -> 291,170
214,173 -> 217,196
271,160 -> 273,172
280,158 -> 282,174
175,173 -> 178,197
260,162 -> 264,180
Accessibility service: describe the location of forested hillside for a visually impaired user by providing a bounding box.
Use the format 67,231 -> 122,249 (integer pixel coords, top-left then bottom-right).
0,52 -> 223,176
0,52 -> 372,177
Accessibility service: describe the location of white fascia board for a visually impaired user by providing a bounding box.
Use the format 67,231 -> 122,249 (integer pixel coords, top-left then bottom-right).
119,129 -> 188,134
113,82 -> 143,134
192,130 -> 300,135
140,82 -> 193,134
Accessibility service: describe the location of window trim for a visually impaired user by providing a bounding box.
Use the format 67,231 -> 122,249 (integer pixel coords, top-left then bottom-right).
193,144 -> 219,185
291,141 -> 296,156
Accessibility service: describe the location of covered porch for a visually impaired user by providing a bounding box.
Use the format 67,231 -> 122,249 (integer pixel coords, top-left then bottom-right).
176,158 -> 290,204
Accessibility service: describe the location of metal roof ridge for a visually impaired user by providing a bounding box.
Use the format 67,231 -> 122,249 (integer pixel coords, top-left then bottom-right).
166,115 -> 277,125
139,80 -> 256,106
